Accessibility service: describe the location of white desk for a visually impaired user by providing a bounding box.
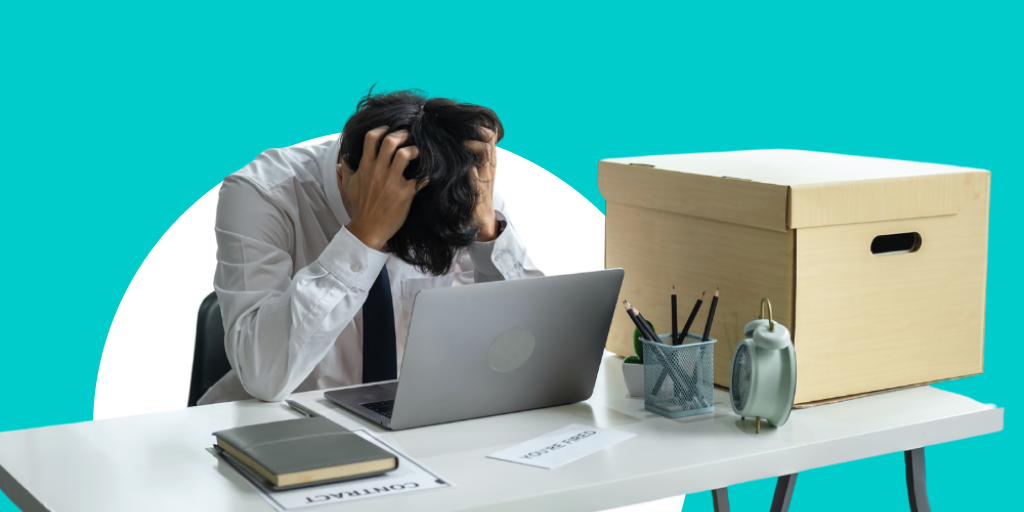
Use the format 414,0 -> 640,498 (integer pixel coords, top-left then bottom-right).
0,353 -> 1003,512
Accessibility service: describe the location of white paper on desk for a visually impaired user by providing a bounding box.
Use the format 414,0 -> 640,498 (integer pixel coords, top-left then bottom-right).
209,430 -> 453,511
487,423 -> 635,470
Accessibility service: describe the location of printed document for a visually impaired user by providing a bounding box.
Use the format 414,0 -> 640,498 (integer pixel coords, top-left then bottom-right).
487,423 -> 635,469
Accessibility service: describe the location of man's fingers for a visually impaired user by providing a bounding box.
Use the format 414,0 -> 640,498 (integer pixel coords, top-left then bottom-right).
465,139 -> 496,174
465,140 -> 493,166
362,126 -> 389,165
464,139 -> 487,155
378,130 -> 409,166
467,164 -> 494,188
415,177 -> 430,192
390,145 -> 419,176
477,125 -> 497,144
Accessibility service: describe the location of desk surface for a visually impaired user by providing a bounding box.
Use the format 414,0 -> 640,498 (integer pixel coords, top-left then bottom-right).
0,353 -> 1004,512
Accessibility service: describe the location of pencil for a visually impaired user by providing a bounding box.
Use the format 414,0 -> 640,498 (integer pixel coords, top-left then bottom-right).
671,286 -> 678,346
632,306 -> 660,343
622,300 -> 649,337
679,291 -> 704,344
623,300 -> 658,345
702,288 -> 719,342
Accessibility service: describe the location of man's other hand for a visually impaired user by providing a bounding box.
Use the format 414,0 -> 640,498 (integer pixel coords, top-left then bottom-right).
339,126 -> 427,251
465,126 -> 500,242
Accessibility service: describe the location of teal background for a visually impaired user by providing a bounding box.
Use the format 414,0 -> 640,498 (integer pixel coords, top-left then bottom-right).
1,1 -> 1020,510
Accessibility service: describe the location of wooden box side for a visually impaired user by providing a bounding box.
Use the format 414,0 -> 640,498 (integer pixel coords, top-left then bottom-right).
792,172 -> 990,404
604,202 -> 796,386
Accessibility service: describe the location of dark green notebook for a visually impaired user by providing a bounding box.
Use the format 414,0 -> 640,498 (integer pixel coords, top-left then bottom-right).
213,417 -> 397,490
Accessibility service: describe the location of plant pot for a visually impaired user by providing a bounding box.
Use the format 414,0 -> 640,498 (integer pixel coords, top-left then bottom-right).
622,360 -> 645,398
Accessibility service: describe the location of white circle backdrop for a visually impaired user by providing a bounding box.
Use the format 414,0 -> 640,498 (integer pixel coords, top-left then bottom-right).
94,138 -> 607,420
91,136 -> 686,510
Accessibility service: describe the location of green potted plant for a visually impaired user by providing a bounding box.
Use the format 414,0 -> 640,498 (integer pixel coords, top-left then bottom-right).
622,320 -> 652,398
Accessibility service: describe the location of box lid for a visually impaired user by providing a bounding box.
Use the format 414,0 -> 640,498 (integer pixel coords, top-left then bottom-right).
598,149 -> 989,231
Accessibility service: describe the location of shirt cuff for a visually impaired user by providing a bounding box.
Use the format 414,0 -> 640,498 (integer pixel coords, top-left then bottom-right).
317,227 -> 389,290
466,220 -> 528,279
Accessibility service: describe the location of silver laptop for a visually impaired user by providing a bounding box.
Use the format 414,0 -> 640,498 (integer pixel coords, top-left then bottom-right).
325,269 -> 624,430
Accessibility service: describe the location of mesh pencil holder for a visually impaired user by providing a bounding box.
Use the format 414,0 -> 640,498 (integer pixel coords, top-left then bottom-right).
642,333 -> 716,418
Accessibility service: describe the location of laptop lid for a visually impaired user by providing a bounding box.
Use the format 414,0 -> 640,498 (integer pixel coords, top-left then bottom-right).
388,269 -> 624,430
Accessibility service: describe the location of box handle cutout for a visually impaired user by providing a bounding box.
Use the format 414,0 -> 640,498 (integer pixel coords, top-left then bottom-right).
871,232 -> 922,255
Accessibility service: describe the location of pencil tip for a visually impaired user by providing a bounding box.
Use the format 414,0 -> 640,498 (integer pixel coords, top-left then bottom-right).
714,288 -> 720,297
672,285 -> 675,291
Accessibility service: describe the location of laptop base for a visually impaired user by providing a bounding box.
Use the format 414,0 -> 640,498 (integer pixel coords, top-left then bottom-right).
324,381 -> 397,428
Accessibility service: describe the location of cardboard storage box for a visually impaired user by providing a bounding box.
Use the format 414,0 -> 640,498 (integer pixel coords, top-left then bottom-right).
599,150 -> 990,405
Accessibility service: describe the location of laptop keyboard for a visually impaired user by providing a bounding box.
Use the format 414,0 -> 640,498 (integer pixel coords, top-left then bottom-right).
360,400 -> 395,419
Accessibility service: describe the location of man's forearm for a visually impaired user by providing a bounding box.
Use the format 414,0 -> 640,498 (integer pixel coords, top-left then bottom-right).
221,226 -> 387,401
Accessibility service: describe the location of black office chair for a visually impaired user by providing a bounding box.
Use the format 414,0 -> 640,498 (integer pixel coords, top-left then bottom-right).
188,292 -> 231,407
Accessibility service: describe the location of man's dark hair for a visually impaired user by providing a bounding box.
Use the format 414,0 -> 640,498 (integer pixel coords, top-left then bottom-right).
340,89 -> 504,276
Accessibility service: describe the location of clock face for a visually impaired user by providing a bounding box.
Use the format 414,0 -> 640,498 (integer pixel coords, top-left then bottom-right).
731,344 -> 753,412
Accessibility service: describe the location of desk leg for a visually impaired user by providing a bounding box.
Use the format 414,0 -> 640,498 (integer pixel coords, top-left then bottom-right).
711,487 -> 730,512
769,473 -> 797,512
905,448 -> 931,512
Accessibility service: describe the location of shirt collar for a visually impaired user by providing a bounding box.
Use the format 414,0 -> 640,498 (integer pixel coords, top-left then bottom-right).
320,135 -> 351,227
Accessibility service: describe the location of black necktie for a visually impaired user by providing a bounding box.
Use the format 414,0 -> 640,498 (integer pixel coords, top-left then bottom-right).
362,265 -> 397,383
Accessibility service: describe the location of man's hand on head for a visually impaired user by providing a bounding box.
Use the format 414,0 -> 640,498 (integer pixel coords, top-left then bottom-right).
465,126 -> 500,242
339,126 -> 428,251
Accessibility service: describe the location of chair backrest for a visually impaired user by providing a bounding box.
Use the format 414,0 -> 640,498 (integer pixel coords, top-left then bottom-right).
187,291 -> 230,407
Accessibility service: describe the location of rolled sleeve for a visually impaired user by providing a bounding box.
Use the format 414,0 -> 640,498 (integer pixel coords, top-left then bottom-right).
466,221 -> 530,280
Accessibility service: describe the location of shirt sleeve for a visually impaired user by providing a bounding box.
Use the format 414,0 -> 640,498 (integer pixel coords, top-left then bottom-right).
213,176 -> 386,402
460,192 -> 544,283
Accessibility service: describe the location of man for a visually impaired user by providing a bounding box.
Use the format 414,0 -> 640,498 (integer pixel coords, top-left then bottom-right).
199,90 -> 542,404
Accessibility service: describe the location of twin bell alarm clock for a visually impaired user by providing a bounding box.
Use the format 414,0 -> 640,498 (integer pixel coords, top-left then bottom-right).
729,298 -> 797,433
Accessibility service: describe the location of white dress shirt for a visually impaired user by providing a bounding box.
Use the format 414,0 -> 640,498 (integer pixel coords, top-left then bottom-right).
198,135 -> 542,404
